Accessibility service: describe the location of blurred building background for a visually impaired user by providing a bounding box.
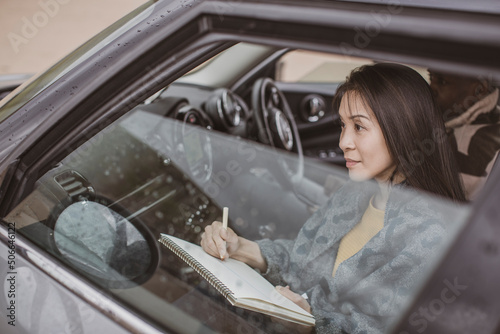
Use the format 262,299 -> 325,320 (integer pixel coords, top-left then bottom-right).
0,0 -> 145,75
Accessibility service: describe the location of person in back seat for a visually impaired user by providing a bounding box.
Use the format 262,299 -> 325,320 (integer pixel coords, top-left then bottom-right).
429,70 -> 500,199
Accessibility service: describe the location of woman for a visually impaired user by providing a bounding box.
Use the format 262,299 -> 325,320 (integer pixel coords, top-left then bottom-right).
201,63 -> 465,333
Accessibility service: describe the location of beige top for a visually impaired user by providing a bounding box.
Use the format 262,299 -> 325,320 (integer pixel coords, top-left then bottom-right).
332,196 -> 385,278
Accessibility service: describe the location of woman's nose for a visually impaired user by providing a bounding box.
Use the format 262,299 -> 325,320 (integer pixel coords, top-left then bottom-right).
339,129 -> 354,152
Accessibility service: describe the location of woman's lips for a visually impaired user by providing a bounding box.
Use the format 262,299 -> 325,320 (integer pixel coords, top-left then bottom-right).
345,158 -> 359,168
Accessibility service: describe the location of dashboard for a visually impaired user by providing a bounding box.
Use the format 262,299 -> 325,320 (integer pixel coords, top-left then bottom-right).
13,77 -> 330,258
147,83 -> 254,139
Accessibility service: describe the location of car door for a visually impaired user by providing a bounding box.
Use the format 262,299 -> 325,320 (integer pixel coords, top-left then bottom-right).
0,227 -> 132,334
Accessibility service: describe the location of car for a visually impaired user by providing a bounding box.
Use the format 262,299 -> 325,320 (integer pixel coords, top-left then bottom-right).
1,0 -> 500,333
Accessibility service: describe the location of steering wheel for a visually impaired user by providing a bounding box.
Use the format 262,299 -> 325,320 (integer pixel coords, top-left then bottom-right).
251,77 -> 304,192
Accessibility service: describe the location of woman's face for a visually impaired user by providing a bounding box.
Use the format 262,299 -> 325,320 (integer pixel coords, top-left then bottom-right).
338,92 -> 396,183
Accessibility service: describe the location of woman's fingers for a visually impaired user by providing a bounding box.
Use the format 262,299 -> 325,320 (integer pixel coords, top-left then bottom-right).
276,286 -> 297,301
201,223 -> 221,257
201,221 -> 229,259
216,227 -> 228,260
275,286 -> 311,313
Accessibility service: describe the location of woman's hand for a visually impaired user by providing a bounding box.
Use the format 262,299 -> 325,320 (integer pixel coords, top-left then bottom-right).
201,221 -> 240,260
200,221 -> 268,272
276,286 -> 311,313
273,286 -> 313,334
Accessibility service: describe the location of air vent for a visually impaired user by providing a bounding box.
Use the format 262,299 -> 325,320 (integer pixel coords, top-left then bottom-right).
54,170 -> 95,201
300,94 -> 326,123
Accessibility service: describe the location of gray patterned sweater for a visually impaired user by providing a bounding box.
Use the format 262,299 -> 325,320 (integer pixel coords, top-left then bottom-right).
256,181 -> 456,334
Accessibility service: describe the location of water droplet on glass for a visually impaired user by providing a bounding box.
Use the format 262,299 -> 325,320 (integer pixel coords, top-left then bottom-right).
250,208 -> 259,217
259,225 -> 274,238
235,217 -> 246,227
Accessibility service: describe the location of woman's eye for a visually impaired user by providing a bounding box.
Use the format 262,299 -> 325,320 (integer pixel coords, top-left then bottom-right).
355,124 -> 364,131
340,121 -> 345,129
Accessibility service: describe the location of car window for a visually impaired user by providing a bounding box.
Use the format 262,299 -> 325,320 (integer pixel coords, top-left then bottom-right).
276,50 -> 373,83
276,49 -> 430,84
5,43 -> 471,333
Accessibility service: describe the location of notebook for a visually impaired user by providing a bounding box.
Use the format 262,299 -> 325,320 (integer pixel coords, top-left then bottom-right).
158,233 -> 315,326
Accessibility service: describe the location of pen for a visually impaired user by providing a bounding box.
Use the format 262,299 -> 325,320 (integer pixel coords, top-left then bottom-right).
222,207 -> 229,230
221,207 -> 229,260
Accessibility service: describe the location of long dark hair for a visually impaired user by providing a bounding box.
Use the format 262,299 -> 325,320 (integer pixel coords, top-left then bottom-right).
333,63 -> 465,202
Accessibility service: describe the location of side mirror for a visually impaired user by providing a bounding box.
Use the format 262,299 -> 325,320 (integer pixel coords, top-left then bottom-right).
52,200 -> 159,288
